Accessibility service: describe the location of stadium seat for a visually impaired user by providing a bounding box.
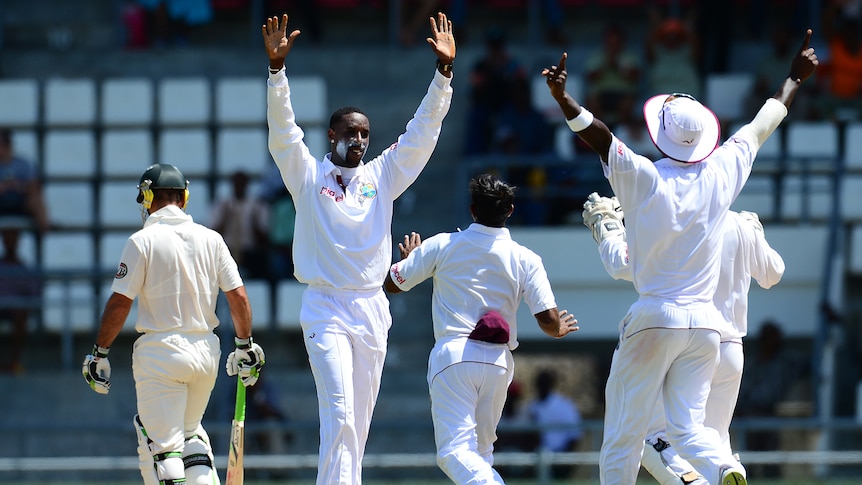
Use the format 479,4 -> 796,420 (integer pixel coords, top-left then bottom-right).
243,280 -> 273,330
101,78 -> 154,126
215,77 -> 266,125
785,121 -> 839,173
99,231 -> 131,271
704,73 -> 755,123
840,175 -> 862,221
779,174 -> 833,222
41,232 -> 94,271
532,73 -> 582,122
44,181 -> 95,228
276,281 -> 305,329
731,176 -> 775,221
16,230 -> 36,267
42,280 -> 98,333
216,127 -> 269,176
44,78 -> 97,126
730,121 -> 783,174
10,130 -> 39,165
158,77 -> 211,125
290,76 -> 328,126
99,181 -> 140,228
101,129 -> 155,178
303,127 -> 328,161
0,79 -> 39,127
849,224 -> 862,274
157,128 -> 212,176
844,122 -> 862,172
43,130 -> 97,178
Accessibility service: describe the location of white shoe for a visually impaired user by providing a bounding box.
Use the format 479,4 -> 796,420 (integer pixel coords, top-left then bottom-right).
720,466 -> 747,485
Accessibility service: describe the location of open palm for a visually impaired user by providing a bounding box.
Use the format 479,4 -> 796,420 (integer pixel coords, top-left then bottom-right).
262,14 -> 300,62
426,12 -> 456,63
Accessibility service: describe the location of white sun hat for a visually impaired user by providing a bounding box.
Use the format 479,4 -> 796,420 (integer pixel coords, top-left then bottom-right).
643,93 -> 721,163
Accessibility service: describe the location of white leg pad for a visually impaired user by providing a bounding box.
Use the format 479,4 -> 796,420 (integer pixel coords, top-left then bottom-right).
184,426 -> 220,485
134,413 -> 186,484
134,414 -> 159,485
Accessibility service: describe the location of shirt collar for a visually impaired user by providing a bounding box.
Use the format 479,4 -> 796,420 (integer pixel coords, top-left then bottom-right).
322,153 -> 364,177
466,223 -> 511,238
144,205 -> 192,228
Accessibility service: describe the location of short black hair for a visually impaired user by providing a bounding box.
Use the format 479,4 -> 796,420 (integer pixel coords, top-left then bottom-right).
329,106 -> 367,130
470,173 -> 516,227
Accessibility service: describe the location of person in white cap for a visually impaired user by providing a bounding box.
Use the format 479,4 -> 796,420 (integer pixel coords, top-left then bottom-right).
582,193 -> 785,485
541,28 -> 818,485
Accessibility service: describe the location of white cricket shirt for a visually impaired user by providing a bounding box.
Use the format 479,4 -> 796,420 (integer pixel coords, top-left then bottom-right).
112,205 -> 244,334
599,212 -> 785,341
602,129 -> 758,330
388,224 -> 557,378
267,68 -> 453,290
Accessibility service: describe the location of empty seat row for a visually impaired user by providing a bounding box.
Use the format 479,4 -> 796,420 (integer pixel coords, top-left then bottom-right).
0,76 -> 328,127
12,126 -> 328,179
40,279 -> 304,333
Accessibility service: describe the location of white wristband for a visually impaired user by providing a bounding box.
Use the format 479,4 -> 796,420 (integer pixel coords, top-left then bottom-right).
566,108 -> 594,132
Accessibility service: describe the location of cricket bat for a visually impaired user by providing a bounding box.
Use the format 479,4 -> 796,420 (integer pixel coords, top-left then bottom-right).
226,377 -> 246,485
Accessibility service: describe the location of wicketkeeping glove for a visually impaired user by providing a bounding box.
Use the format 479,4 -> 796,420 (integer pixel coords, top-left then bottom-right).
738,210 -> 764,234
82,345 -> 111,395
226,337 -> 265,387
582,192 -> 625,244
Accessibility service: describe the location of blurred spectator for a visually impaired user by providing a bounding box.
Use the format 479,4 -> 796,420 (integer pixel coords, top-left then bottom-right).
0,129 -> 48,234
736,320 -> 803,479
0,228 -> 41,373
494,77 -> 555,156
210,170 -> 270,280
645,12 -> 702,98
463,28 -> 528,156
817,0 -> 862,121
136,0 -> 213,47
526,369 -> 583,479
584,24 -> 642,127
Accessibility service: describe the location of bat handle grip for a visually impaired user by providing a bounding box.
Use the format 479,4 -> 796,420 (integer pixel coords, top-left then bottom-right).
234,377 -> 246,422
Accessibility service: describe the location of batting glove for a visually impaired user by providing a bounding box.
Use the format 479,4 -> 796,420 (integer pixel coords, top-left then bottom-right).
82,345 -> 111,395
582,192 -> 625,244
738,210 -> 764,234
226,337 -> 265,387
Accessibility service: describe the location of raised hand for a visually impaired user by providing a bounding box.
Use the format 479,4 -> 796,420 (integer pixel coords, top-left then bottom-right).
262,14 -> 301,65
398,232 -> 422,259
542,52 -> 569,100
556,309 -> 579,338
789,29 -> 818,83
426,12 -> 456,64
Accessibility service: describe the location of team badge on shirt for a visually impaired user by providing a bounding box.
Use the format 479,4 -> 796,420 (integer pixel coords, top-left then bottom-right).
359,183 -> 377,199
115,262 -> 128,279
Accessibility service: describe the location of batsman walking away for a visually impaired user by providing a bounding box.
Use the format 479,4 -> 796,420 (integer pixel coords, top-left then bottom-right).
542,26 -> 817,485
82,163 -> 266,485
262,10 -> 455,484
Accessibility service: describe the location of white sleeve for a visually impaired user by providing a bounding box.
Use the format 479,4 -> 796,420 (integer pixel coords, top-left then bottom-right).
266,71 -> 320,197
388,234 -> 443,292
598,235 -> 633,282
604,136 -> 660,212
747,228 -> 785,289
111,238 -> 146,301
522,251 -> 556,316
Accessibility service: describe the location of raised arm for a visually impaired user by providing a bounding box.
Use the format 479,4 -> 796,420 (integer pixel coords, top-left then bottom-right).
426,12 -> 456,78
262,13 -> 302,71
542,53 -> 613,162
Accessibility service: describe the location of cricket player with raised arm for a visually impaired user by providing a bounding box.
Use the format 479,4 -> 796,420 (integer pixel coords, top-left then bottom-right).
583,194 -> 785,485
82,163 -> 265,485
383,173 -> 580,485
262,11 -> 455,485
542,28 -> 817,485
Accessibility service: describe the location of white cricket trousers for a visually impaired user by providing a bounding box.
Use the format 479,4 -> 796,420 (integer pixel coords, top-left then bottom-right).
300,286 -> 391,485
600,325 -> 735,485
132,332 -> 220,460
645,340 -> 745,477
430,361 -> 512,485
